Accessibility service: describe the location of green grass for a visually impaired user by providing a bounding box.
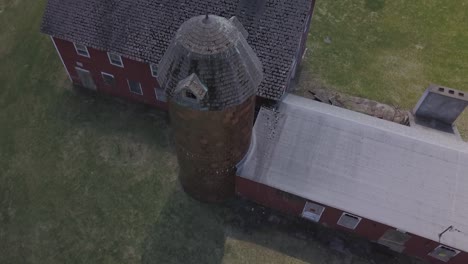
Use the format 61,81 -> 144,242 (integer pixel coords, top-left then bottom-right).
299,0 -> 468,137
0,0 -> 462,263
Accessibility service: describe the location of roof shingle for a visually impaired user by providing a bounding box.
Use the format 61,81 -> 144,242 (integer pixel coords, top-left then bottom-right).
40,0 -> 312,100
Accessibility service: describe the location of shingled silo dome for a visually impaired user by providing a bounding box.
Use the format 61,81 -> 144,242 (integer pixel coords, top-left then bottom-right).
158,14 -> 263,110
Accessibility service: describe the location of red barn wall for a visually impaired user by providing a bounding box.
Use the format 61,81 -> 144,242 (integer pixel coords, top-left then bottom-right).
51,37 -> 168,110
299,0 -> 316,61
236,177 -> 468,264
286,0 -> 316,93
236,176 -> 306,215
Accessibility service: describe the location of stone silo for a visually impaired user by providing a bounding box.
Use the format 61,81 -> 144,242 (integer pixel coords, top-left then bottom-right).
158,15 -> 264,202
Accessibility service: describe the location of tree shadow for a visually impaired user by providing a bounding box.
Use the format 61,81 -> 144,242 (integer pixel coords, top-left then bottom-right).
141,195 -> 425,264
53,85 -> 172,150
59,87 -> 423,264
222,199 -> 425,264
141,189 -> 227,264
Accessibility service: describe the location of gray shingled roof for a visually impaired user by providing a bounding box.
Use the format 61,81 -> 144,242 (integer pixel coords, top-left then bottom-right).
40,0 -> 312,100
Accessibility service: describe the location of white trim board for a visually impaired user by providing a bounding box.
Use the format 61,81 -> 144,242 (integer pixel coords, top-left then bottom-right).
50,36 -> 72,82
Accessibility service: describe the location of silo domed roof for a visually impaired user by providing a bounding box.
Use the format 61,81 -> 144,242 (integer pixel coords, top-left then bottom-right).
157,15 -> 263,110
178,15 -> 239,55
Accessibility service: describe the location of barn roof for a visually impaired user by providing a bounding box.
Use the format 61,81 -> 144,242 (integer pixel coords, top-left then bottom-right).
40,0 -> 312,100
239,94 -> 468,252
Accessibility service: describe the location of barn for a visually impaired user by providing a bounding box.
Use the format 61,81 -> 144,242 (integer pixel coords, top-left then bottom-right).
237,90 -> 468,264
40,0 -> 316,110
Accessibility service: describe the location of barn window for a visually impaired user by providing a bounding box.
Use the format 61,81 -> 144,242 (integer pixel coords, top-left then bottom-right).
150,64 -> 158,77
101,72 -> 115,87
429,245 -> 460,262
108,52 -> 124,67
337,212 -> 362,230
154,88 -> 167,102
302,202 -> 325,222
127,80 -> 143,95
74,43 -> 90,57
378,229 -> 411,253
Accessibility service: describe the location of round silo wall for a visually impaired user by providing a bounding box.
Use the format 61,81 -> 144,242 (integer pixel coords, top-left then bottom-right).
169,96 -> 255,202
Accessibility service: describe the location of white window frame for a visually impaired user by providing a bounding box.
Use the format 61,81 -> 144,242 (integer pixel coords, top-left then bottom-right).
429,245 -> 460,262
74,43 -> 90,57
150,64 -> 158,77
108,52 -> 124,67
304,14 -> 311,33
101,72 -> 115,86
154,88 -> 167,102
378,229 -> 412,253
127,80 -> 143,95
51,36 -> 72,81
301,201 -> 325,223
337,212 -> 362,230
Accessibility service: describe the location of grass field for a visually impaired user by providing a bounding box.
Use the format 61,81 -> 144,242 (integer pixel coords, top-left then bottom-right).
298,0 -> 468,137
0,0 -> 465,263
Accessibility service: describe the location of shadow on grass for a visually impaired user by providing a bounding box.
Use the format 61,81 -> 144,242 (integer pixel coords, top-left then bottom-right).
365,0 -> 386,11
54,85 -> 172,149
140,194 -> 424,264
224,200 -> 424,264
141,189 -> 227,264
52,87 -> 423,264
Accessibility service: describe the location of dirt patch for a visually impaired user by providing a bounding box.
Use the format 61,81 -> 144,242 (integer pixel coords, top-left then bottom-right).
365,0 -> 386,11
297,87 -> 410,125
0,0 -> 21,9
98,135 -> 152,166
0,0 -> 20,15
0,32 -> 13,58
376,53 -> 424,81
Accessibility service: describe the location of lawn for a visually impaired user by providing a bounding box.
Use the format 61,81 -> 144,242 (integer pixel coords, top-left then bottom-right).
0,0 -> 465,263
298,0 -> 468,137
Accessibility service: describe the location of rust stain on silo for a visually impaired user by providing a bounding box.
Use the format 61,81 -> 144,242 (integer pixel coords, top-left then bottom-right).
170,96 -> 255,202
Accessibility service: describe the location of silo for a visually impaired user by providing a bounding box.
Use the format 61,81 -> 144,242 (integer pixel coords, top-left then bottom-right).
158,15 -> 264,202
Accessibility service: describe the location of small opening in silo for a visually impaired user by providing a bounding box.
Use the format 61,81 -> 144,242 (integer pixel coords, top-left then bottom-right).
459,92 -> 465,97
449,90 -> 455,94
185,90 -> 197,100
438,87 -> 445,92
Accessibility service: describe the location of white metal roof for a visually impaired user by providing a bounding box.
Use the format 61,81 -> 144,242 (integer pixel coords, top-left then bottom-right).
239,94 -> 468,252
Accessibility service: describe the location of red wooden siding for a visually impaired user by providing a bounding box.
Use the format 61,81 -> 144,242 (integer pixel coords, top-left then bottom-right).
286,0 -> 316,92
236,176 -> 306,216
52,37 -> 168,110
299,0 -> 316,61
236,176 -> 468,264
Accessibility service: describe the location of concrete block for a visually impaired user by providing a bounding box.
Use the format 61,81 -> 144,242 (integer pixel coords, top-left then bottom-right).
413,84 -> 468,125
